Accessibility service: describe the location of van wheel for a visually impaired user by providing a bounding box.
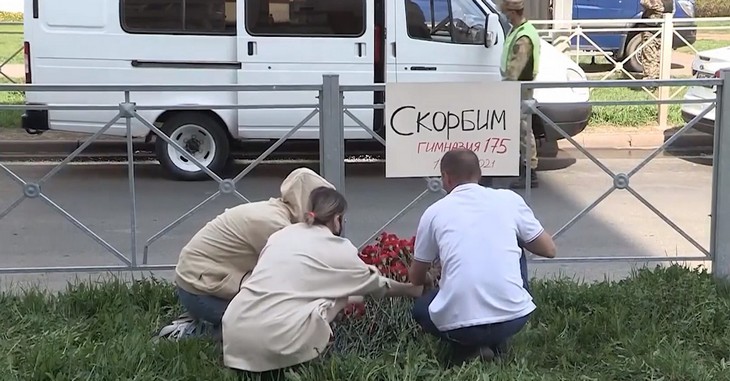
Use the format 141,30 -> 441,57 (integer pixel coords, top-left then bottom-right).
624,33 -> 644,73
155,112 -> 230,181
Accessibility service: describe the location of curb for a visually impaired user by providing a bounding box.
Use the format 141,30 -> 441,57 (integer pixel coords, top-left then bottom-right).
0,140 -> 152,154
557,130 -> 714,151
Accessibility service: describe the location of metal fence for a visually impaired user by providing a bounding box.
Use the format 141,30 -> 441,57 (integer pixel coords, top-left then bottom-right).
533,16 -> 730,127
0,74 -> 729,280
0,22 -> 22,83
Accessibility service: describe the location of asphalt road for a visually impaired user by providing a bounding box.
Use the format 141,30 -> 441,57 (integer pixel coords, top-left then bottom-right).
0,150 -> 713,291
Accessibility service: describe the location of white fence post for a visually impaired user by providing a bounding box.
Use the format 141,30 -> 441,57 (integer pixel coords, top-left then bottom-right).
658,13 -> 674,128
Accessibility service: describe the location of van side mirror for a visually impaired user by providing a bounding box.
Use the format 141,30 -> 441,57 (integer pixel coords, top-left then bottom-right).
483,13 -> 500,48
484,31 -> 495,48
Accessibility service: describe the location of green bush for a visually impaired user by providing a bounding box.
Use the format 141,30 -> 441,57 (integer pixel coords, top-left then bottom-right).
696,0 -> 730,17
1,265 -> 729,380
0,11 -> 22,23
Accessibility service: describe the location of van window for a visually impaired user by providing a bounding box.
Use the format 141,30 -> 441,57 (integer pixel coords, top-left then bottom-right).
121,0 -> 236,35
407,0 -> 485,44
245,0 -> 366,37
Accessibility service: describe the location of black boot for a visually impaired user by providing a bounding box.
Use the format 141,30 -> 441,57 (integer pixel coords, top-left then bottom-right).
509,167 -> 538,189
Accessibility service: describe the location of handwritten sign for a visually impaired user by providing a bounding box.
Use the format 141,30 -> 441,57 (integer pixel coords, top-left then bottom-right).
385,82 -> 521,178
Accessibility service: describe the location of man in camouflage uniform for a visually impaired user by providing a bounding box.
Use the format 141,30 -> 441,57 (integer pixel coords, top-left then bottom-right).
500,0 -> 540,189
640,0 -> 669,82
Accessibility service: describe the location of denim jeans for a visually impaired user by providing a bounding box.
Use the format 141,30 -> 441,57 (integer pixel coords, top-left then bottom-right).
411,252 -> 532,358
176,287 -> 231,327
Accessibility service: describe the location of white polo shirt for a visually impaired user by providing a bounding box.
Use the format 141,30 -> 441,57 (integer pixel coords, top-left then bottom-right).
414,183 -> 543,331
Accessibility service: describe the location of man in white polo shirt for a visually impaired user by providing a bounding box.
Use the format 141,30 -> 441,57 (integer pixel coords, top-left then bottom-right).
409,148 -> 556,365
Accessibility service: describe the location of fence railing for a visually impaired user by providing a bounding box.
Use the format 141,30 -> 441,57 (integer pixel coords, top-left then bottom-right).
0,75 -> 728,279
532,16 -> 730,127
0,21 -> 22,83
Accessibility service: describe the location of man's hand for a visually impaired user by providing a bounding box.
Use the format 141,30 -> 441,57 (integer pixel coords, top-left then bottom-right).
407,284 -> 425,298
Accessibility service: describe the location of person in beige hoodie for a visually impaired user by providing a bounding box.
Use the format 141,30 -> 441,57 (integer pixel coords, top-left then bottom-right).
222,187 -> 423,373
158,168 -> 335,340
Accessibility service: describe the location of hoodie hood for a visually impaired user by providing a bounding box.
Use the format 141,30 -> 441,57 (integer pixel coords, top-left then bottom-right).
280,168 -> 335,222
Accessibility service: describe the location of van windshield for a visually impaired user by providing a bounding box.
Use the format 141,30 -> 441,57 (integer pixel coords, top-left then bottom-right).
479,0 -> 499,13
478,0 -> 511,33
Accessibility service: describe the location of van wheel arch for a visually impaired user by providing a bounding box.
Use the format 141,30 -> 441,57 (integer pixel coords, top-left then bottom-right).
150,109 -> 234,141
152,110 -> 232,181
622,24 -> 651,73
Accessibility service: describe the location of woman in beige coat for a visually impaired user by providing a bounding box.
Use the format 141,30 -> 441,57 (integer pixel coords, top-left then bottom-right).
221,187 -> 423,373
157,168 -> 334,340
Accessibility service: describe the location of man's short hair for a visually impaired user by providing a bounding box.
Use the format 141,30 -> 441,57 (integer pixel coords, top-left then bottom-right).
440,149 -> 481,182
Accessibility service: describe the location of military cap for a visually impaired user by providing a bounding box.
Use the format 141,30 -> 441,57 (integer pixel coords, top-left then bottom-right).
502,0 -> 525,11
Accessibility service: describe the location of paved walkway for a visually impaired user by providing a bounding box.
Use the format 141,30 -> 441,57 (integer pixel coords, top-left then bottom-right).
0,63 -> 23,79
0,155 -> 713,290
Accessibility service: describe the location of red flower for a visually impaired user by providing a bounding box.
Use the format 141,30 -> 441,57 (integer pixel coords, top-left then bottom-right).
343,302 -> 366,318
346,232 -> 417,320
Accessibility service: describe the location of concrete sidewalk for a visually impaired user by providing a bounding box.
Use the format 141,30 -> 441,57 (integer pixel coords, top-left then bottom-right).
0,64 -> 23,79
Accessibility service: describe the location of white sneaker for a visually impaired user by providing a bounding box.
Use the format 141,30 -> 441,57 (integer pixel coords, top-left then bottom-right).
155,316 -> 196,341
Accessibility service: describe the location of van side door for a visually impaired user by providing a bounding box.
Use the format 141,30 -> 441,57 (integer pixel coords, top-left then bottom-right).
574,0 -> 629,20
573,0 -> 636,52
393,0 -> 503,83
237,0 -> 375,139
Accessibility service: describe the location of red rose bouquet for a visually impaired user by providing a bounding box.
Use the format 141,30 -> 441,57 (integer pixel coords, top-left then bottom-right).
341,232 -> 416,318
358,232 -> 416,282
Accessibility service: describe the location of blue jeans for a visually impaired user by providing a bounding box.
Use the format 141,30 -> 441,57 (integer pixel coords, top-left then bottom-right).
176,287 -> 231,327
412,252 -> 531,357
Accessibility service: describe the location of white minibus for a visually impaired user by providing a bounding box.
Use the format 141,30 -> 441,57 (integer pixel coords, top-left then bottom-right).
22,0 -> 591,180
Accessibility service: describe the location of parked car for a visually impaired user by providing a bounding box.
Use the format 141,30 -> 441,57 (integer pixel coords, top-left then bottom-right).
22,0 -> 592,181
681,46 -> 730,135
570,0 -> 697,73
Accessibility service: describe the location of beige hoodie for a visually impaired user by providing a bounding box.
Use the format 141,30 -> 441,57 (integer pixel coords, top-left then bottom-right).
174,168 -> 335,300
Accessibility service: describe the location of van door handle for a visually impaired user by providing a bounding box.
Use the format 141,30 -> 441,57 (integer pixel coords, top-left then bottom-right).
356,42 -> 366,57
410,66 -> 437,71
247,41 -> 256,56
391,42 -> 396,57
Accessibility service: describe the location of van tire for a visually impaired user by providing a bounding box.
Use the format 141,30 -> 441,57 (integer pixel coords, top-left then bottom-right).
155,112 -> 230,181
624,32 -> 644,73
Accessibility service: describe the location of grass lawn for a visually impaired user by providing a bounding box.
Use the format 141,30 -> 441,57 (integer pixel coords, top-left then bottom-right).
1,266 -> 729,380
0,78 -> 22,128
589,86 -> 687,128
678,39 -> 730,54
695,20 -> 730,34
0,23 -> 23,65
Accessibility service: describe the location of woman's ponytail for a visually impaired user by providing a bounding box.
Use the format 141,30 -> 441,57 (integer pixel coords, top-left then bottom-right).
305,187 -> 347,227
304,211 -> 317,226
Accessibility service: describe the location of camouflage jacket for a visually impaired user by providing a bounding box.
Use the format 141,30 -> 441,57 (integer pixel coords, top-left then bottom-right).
640,0 -> 665,14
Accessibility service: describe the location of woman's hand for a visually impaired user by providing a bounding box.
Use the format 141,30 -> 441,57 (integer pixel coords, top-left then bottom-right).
385,281 -> 424,299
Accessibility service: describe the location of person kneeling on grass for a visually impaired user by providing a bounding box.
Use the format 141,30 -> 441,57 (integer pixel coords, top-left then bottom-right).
408,148 -> 557,366
156,167 -> 335,341
221,187 -> 424,373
